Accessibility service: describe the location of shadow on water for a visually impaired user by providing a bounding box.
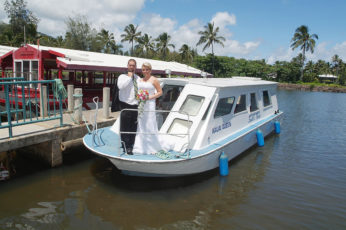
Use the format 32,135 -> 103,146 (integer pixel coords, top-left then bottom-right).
89,131 -> 279,194
89,156 -> 218,192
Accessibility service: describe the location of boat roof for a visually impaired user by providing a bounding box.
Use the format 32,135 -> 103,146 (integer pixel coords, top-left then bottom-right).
162,76 -> 278,88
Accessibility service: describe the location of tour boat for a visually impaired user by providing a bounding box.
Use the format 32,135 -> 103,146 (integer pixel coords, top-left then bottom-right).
83,77 -> 283,177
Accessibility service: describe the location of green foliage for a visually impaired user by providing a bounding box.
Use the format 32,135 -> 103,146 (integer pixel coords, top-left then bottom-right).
3,0 -> 39,46
1,2 -> 346,88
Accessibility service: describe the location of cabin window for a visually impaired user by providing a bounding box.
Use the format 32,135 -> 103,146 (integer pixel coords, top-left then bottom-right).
234,94 -> 247,114
168,118 -> 192,138
214,97 -> 235,118
263,90 -> 271,107
158,84 -> 184,111
179,95 -> 205,116
250,93 -> 258,112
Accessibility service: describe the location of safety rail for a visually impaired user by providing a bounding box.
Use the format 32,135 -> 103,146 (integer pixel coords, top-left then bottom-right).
0,79 -> 64,138
115,108 -> 192,158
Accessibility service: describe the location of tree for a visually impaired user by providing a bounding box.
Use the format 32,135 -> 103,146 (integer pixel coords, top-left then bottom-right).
64,15 -> 99,51
4,0 -> 39,46
179,44 -> 194,64
331,54 -> 342,76
136,33 -> 155,58
121,24 -> 141,55
197,22 -> 225,76
97,29 -> 115,53
290,25 -> 318,81
155,32 -> 175,60
110,42 -> 123,55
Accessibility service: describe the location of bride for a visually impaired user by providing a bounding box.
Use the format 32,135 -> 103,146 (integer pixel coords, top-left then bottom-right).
133,62 -> 172,154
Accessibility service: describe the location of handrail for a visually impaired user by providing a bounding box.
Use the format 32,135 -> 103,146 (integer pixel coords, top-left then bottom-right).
0,80 -> 64,138
117,108 -> 191,157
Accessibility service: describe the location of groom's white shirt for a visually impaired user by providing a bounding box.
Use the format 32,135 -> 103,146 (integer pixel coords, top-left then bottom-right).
117,73 -> 139,105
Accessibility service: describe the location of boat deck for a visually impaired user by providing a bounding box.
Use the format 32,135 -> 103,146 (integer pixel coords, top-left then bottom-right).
83,112 -> 283,162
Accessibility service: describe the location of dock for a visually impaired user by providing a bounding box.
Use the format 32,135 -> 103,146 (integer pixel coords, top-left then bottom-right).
0,109 -> 119,167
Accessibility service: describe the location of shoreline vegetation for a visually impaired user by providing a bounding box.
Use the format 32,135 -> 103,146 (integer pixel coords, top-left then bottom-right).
278,83 -> 346,93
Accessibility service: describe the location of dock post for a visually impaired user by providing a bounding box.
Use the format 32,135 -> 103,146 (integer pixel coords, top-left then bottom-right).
67,84 -> 74,112
40,85 -> 47,118
74,88 -> 83,124
103,87 -> 110,119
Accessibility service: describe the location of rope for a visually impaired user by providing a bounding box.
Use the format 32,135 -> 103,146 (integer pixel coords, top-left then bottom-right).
52,79 -> 94,133
154,149 -> 191,160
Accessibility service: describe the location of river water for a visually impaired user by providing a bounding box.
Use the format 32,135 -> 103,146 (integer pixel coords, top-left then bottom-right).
0,89 -> 346,230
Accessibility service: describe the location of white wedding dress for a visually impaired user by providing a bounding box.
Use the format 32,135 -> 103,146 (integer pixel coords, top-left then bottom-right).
133,80 -> 173,154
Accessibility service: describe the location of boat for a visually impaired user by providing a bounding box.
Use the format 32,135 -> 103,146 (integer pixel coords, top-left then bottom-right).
83,77 -> 283,177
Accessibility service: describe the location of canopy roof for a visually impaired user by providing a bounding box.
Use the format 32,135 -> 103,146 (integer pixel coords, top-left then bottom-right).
318,74 -> 338,79
0,45 -> 15,57
26,44 -> 211,77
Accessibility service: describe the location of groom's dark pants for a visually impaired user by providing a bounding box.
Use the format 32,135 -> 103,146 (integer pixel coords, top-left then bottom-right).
119,101 -> 138,150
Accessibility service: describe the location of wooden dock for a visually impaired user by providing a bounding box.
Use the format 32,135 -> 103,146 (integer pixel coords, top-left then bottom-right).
0,109 -> 119,167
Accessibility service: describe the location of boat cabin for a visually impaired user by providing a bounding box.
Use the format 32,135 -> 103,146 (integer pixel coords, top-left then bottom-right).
157,77 -> 279,152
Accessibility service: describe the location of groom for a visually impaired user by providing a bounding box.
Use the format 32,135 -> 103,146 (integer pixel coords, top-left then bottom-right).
117,59 -> 139,155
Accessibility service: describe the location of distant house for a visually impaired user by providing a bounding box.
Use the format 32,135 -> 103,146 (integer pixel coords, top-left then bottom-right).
318,74 -> 338,83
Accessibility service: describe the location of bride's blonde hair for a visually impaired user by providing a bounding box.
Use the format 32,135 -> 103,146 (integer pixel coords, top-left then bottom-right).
142,62 -> 152,70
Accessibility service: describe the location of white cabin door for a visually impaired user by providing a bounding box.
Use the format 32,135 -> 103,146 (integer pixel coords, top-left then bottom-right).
160,84 -> 216,152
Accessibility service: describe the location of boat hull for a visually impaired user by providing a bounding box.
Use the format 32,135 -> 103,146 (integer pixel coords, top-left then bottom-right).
83,112 -> 283,177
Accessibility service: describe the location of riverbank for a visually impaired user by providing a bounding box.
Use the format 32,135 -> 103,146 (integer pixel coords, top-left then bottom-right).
278,83 -> 346,93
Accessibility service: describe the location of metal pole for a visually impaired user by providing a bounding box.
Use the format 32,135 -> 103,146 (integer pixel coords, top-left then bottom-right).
102,87 -> 110,119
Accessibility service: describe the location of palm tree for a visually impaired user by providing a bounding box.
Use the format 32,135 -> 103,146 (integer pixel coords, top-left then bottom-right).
98,29 -> 115,53
155,32 -> 175,60
179,44 -> 194,64
136,33 -> 155,58
121,24 -> 141,55
197,22 -> 225,75
290,25 -> 318,81
331,54 -> 342,76
110,41 -> 123,55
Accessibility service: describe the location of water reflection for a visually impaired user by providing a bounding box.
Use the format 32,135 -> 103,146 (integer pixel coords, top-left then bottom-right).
3,89 -> 345,229
0,132 -> 277,230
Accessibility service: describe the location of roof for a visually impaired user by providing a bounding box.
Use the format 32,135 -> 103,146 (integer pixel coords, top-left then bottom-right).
318,74 -> 338,79
24,44 -> 211,77
0,45 -> 16,57
161,76 -> 277,88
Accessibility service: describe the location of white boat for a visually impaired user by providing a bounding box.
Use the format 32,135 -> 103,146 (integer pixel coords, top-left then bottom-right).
83,77 -> 283,177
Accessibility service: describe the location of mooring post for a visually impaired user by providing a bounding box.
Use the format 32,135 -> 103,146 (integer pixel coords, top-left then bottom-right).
74,88 -> 83,124
103,87 -> 110,119
40,85 -> 47,118
67,84 -> 74,112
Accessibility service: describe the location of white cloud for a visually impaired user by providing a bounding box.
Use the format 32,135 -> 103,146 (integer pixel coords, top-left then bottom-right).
267,41 -> 346,64
25,0 -> 146,37
138,13 -> 176,38
267,47 -> 296,64
211,12 -> 236,29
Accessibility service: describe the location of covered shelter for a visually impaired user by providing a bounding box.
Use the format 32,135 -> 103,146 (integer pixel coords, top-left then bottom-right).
0,44 -> 211,108
318,74 -> 338,83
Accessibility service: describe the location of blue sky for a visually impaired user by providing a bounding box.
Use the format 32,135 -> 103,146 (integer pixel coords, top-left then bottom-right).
0,0 -> 345,63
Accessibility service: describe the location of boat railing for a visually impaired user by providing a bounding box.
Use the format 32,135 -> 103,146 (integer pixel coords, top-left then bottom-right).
0,79 -> 64,138
118,108 -> 191,155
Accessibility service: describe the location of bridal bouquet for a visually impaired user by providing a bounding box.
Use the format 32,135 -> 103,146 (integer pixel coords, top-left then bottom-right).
136,89 -> 149,117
